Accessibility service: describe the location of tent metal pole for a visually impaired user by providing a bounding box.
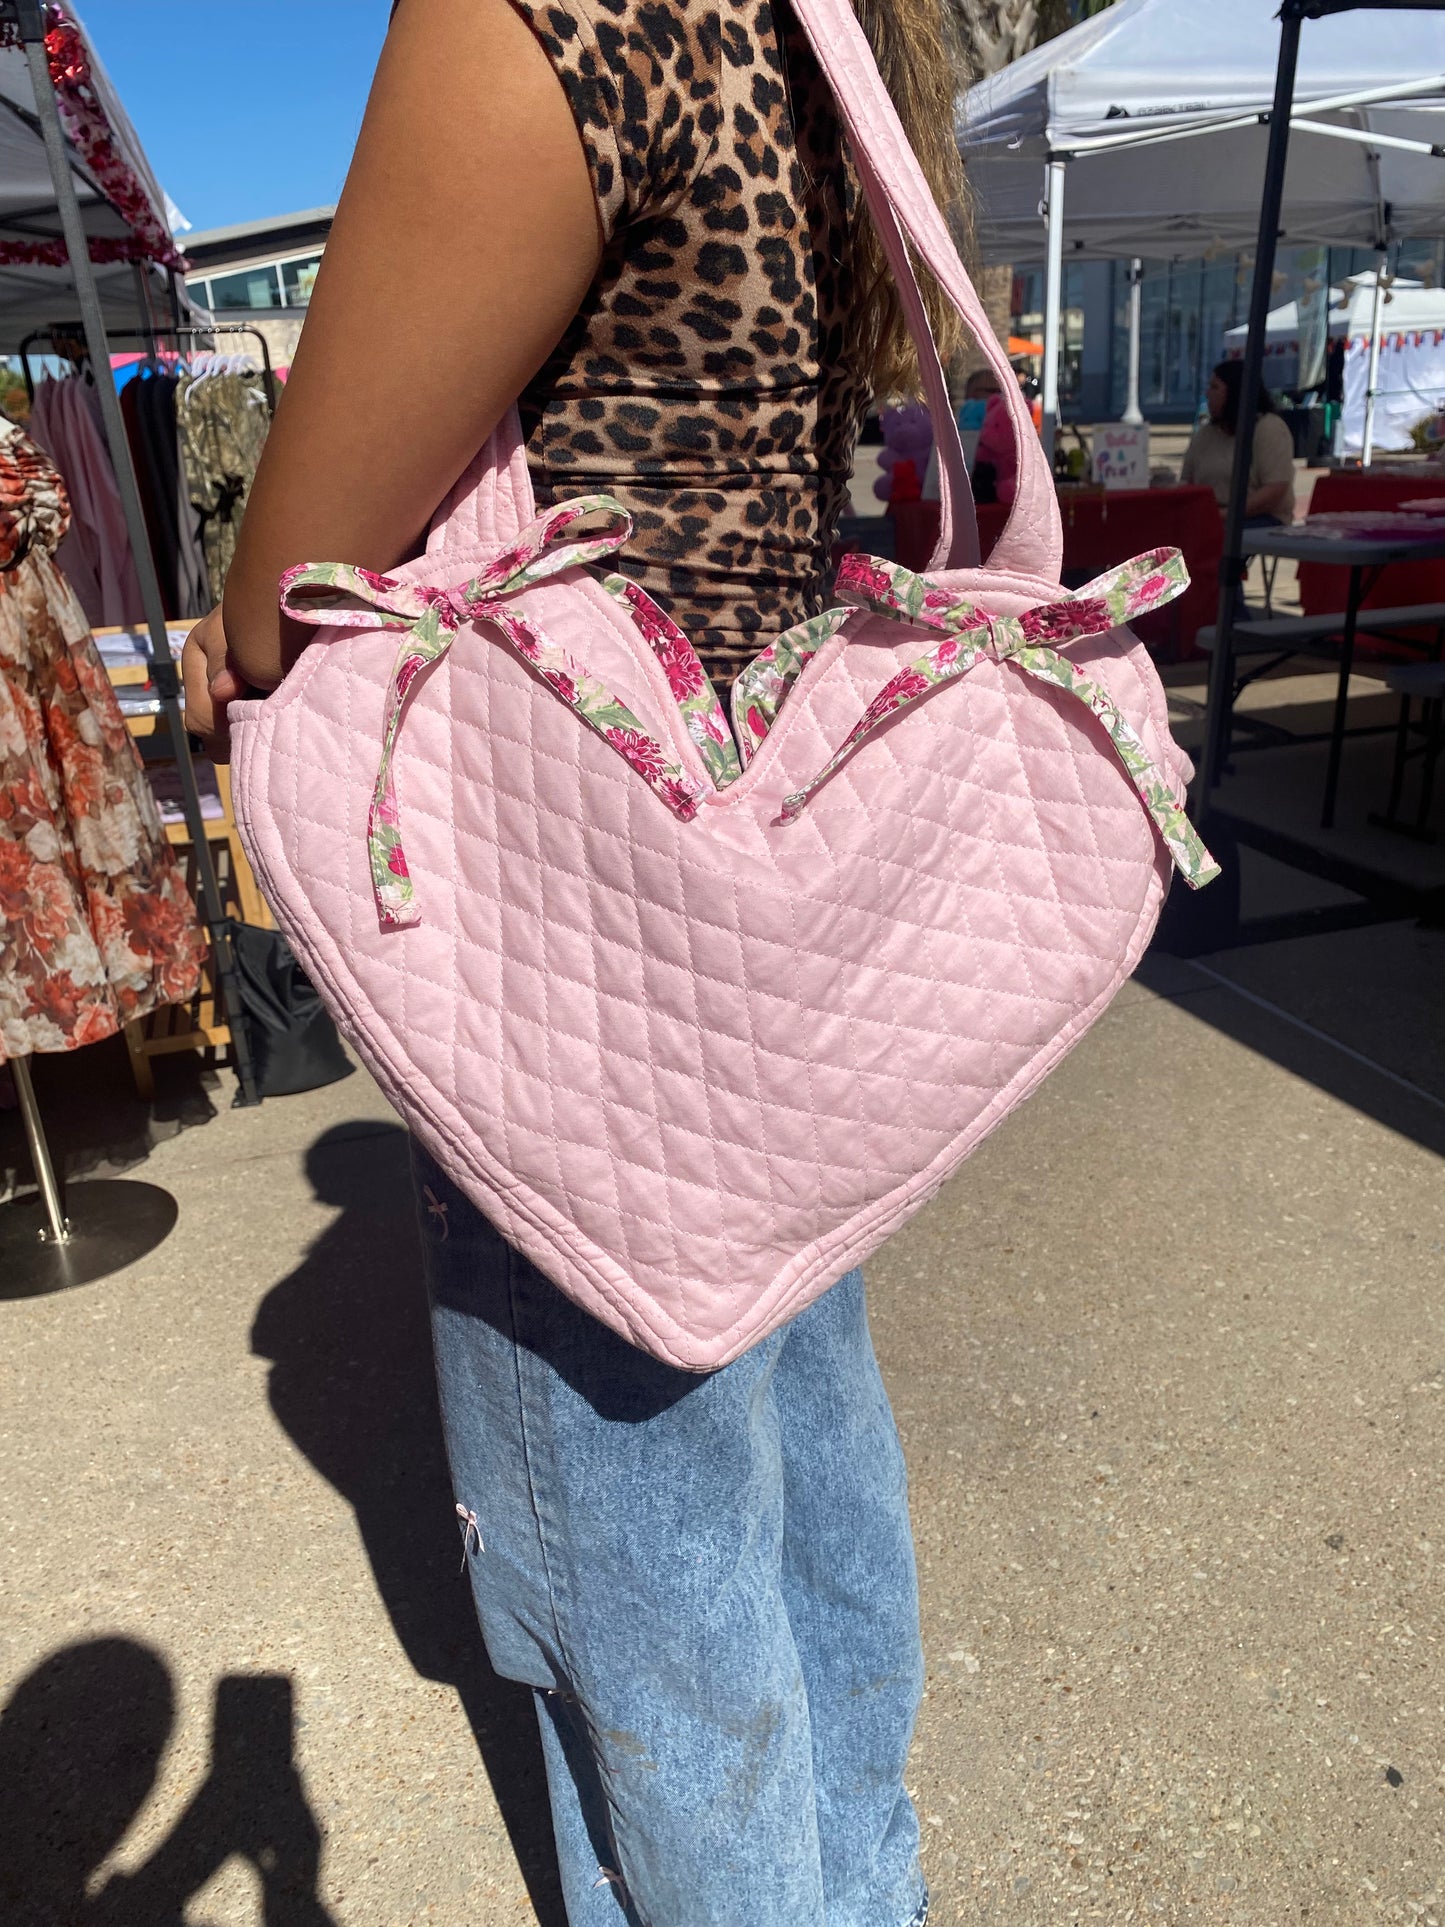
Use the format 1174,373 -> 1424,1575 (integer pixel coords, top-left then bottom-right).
1058,72 -> 1445,157
1196,3 -> 1304,812
131,259 -> 158,363
1122,258 -> 1144,425
1290,115 -> 1444,158
1361,250 -> 1388,466
14,0 -> 260,1107
1041,157 -> 1066,467
12,1057 -> 69,1245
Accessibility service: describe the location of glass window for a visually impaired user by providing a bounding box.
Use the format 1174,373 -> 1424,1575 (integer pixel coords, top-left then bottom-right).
184,277 -> 211,311
207,265 -> 282,311
1060,262 -> 1088,403
280,255 -> 322,307
1398,237 -> 1445,287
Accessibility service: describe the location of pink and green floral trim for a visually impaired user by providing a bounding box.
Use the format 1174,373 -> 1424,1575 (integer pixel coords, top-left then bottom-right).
781,547 -> 1220,892
729,607 -> 855,765
281,501 -> 1216,930
281,496 -> 709,929
600,573 -> 743,789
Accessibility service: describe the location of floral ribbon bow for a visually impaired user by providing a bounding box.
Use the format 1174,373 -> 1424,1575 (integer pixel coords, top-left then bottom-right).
782,546 -> 1220,891
280,495 -> 711,928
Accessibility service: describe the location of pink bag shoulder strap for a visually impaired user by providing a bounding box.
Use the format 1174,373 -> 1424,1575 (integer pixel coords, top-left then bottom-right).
789,0 -> 1062,581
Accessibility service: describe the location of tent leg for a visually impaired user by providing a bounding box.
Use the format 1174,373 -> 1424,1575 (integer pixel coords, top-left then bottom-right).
13,1057 -> 68,1245
1361,250 -> 1387,467
15,0 -> 261,1108
1196,5 -> 1304,817
1040,157 -> 1066,469
1122,259 -> 1144,426
131,260 -> 158,364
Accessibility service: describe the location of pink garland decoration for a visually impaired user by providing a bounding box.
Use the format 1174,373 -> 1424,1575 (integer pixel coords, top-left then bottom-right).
0,235 -> 164,268
0,5 -> 187,271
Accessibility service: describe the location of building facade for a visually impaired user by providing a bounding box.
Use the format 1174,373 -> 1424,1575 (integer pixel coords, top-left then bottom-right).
183,207 -> 334,369
1015,238 -> 1445,424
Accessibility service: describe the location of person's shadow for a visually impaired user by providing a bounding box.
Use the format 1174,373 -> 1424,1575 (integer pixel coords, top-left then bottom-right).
250,1119 -> 564,1925
0,1638 -> 333,1924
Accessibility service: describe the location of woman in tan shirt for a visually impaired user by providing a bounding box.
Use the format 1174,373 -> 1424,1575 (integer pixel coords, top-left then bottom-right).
1182,359 -> 1296,523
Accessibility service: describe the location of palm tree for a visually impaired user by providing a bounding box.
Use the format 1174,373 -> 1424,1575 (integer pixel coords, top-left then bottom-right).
952,0 -> 1114,80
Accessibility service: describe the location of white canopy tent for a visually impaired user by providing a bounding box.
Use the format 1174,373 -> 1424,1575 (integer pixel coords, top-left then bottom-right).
1221,276 -> 1445,452
1337,281 -> 1445,451
956,0 -> 1445,452
1219,293 -> 1352,375
0,11 -> 191,347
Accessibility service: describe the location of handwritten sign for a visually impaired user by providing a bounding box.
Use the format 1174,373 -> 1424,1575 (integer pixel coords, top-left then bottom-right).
1091,423 -> 1150,491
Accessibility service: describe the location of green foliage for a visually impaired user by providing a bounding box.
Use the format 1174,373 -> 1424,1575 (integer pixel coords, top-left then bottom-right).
951,0 -> 1117,81
1038,0 -> 1116,37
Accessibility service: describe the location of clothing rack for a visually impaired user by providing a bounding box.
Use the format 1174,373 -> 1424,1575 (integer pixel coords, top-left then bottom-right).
0,0 -> 260,1110
17,320 -> 280,417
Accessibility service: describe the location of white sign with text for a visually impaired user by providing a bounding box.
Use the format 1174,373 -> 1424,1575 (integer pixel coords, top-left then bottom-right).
1091,424 -> 1150,490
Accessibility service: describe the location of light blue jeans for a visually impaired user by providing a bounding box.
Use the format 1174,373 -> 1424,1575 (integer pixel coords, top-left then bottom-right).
412,1143 -> 928,1927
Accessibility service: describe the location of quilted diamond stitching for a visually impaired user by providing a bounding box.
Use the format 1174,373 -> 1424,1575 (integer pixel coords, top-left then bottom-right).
232,542 -> 1183,1368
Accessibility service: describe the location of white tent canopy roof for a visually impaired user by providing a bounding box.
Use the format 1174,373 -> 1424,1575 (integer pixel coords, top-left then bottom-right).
1220,276 -> 1445,353
0,9 -> 188,351
958,0 -> 1445,263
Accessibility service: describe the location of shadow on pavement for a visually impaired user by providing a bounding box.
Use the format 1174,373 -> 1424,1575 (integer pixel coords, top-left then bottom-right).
1141,915 -> 1445,1160
251,1118 -> 565,1927
0,1639 -> 333,1924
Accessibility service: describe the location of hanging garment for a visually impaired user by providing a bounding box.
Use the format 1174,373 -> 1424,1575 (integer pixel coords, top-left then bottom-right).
177,369 -> 269,596
28,374 -> 144,628
171,404 -> 212,619
232,0 -> 1217,1371
0,422 -> 206,1064
119,369 -> 210,619
121,372 -> 179,617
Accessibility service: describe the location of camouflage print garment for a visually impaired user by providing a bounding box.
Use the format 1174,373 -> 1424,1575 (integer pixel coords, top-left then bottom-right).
177,369 -> 271,596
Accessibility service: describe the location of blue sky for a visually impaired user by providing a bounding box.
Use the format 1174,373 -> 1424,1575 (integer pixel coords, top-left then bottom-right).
80,0 -> 390,235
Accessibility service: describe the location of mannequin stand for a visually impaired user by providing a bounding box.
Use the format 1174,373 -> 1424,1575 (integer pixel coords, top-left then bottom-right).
0,1058 -> 177,1299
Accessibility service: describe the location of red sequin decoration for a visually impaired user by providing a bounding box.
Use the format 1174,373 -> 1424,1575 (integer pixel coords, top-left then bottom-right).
0,4 -> 186,271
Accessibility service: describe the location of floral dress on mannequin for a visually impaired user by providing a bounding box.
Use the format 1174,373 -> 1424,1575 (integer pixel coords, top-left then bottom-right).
0,420 -> 206,1062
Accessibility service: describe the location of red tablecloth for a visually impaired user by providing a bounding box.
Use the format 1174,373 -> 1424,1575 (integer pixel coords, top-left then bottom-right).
1298,469 -> 1445,622
890,487 -> 1222,660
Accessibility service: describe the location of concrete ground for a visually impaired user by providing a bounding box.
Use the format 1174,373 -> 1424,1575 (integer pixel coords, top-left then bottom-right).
3,893 -> 1443,1924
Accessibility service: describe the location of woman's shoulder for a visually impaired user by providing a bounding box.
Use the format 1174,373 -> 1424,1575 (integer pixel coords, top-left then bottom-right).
1254,410 -> 1294,450
510,0 -> 724,234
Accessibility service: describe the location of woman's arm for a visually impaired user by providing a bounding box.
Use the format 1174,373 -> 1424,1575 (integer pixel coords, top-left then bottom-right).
184,0 -> 600,747
1245,416 -> 1296,522
1245,477 -> 1294,519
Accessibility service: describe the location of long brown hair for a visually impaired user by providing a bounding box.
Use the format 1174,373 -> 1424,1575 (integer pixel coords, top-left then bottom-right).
849,0 -> 970,397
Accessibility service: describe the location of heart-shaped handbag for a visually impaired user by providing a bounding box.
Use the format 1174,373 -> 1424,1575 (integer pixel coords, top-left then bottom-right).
230,0 -> 1215,1371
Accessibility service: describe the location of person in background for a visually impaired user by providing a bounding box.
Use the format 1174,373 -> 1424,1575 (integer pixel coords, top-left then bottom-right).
970,363 -> 1029,507
1182,360 -> 1295,525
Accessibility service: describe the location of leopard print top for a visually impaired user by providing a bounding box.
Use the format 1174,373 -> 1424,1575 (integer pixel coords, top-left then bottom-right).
512,0 -> 870,691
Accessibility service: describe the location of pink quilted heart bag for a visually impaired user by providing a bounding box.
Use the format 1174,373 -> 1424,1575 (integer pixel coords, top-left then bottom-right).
231,0 -> 1216,1370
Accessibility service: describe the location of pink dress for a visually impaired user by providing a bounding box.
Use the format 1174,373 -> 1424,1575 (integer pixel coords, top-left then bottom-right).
27,375 -> 145,628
